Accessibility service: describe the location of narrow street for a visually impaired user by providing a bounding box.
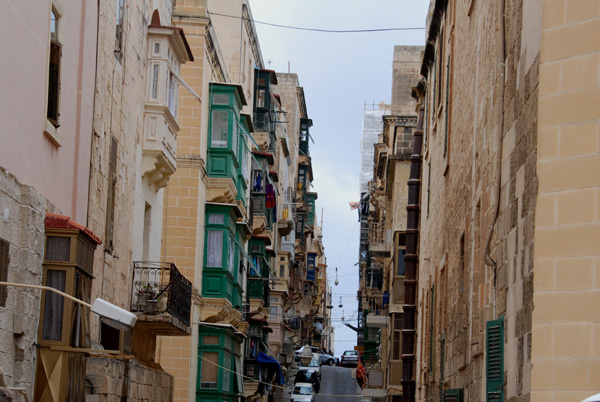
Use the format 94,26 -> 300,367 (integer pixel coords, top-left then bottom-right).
283,365 -> 371,402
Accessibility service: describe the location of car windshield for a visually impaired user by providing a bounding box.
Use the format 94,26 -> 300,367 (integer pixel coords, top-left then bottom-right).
298,371 -> 313,380
293,385 -> 312,395
307,358 -> 319,367
343,351 -> 358,356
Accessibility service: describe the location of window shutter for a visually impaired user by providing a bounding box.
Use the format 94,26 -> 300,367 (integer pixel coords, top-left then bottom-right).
0,239 -> 9,307
444,388 -> 463,402
47,40 -> 61,127
486,317 -> 504,402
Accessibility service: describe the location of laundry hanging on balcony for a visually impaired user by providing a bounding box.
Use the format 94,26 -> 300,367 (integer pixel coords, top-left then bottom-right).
265,184 -> 276,208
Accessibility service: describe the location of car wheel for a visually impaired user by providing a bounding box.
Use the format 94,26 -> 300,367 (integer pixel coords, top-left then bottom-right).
327,359 -> 334,366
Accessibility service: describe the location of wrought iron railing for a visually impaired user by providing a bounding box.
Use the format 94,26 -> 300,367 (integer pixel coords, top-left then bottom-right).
130,261 -> 192,326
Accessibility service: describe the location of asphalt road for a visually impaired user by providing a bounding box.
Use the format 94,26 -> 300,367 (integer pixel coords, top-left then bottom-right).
316,365 -> 371,402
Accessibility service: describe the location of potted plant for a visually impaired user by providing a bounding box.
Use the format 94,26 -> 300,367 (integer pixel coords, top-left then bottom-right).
136,283 -> 159,312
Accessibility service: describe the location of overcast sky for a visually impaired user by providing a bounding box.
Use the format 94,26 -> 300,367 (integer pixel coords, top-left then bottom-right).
247,0 -> 430,354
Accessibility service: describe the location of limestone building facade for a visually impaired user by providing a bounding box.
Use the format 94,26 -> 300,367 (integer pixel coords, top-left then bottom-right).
402,1 -> 600,401
0,1 -> 98,399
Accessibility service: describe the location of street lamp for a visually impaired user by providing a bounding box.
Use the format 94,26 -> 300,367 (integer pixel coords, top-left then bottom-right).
0,281 -> 136,330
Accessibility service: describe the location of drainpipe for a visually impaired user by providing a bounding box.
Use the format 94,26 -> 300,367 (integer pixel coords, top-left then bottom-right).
483,0 -> 506,320
402,106 -> 424,402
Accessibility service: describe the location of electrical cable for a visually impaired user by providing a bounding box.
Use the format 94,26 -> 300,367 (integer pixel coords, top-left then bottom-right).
208,10 -> 425,33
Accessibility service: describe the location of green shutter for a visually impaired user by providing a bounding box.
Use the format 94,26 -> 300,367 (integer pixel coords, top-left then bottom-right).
486,317 -> 504,402
444,389 -> 463,402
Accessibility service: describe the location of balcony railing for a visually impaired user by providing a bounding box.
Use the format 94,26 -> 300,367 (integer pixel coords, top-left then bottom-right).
130,261 -> 192,326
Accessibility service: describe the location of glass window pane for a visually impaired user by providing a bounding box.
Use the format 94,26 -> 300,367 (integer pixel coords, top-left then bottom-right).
213,93 -> 229,105
151,64 -> 159,99
46,236 -> 71,262
168,73 -> 178,117
207,230 -> 223,267
201,351 -> 219,388
50,10 -> 57,39
211,110 -> 229,148
71,271 -> 91,347
208,214 -> 225,225
223,352 -> 231,392
397,249 -> 405,276
42,269 -> 67,341
203,335 -> 220,345
228,236 -> 235,273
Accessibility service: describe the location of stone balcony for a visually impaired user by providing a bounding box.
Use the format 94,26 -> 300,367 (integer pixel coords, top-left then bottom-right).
142,104 -> 179,189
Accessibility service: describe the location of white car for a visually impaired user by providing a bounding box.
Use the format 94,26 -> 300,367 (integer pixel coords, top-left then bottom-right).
291,382 -> 315,402
582,394 -> 600,402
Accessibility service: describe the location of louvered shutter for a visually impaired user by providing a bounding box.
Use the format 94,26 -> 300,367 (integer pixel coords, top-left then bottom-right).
47,40 -> 61,126
486,317 -> 504,401
444,388 -> 463,402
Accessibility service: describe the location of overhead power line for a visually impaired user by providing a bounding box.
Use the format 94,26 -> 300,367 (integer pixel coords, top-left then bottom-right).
208,11 -> 425,33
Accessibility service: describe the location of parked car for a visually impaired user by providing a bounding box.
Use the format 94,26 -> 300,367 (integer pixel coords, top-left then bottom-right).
291,382 -> 316,402
295,368 -> 320,393
294,345 -> 336,365
318,350 -> 336,366
340,350 -> 360,367
582,394 -> 600,402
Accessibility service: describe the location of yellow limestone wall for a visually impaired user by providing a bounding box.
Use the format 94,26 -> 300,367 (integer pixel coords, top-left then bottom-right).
532,1 -> 600,401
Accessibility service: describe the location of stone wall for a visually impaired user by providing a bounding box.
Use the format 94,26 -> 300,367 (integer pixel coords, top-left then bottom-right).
416,0 -> 538,400
0,168 -> 46,401
87,357 -> 174,401
532,1 -> 600,400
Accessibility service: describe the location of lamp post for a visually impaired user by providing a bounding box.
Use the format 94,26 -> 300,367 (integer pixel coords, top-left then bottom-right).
0,281 -> 137,330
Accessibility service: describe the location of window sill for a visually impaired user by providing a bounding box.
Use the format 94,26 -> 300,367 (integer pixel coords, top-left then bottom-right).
43,120 -> 62,147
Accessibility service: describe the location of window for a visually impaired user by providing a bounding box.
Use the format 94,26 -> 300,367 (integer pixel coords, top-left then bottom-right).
200,351 -> 219,388
213,93 -> 229,105
257,89 -> 266,108
115,0 -> 124,52
0,239 -> 8,307
397,249 -> 405,276
105,136 -> 117,253
206,230 -> 223,267
208,214 -> 225,225
211,110 -> 229,148
270,306 -> 278,319
42,269 -> 66,341
168,72 -> 178,117
486,318 -> 504,401
227,235 -> 235,273
151,64 -> 159,99
47,9 -> 61,127
223,351 -> 232,391
444,389 -> 464,402
41,227 -> 97,346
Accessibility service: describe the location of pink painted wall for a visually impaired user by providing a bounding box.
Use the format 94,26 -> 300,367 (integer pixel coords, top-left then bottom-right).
0,0 -> 97,224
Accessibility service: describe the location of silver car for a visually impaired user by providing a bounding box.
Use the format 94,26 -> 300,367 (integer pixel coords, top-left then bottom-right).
340,350 -> 360,367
